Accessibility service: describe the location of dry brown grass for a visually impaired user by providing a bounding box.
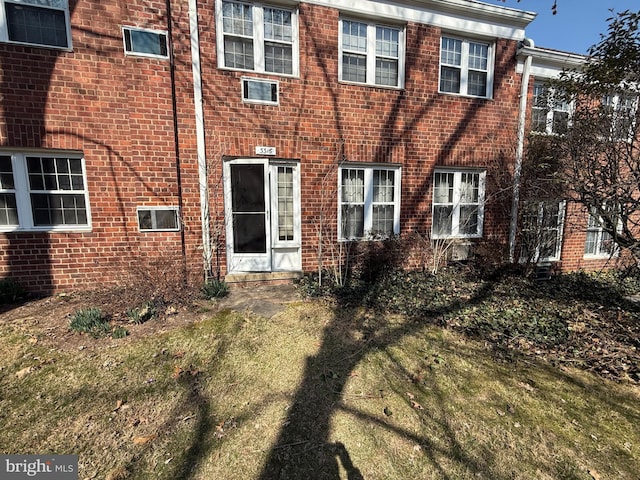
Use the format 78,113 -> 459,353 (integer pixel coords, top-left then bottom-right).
1,299 -> 639,479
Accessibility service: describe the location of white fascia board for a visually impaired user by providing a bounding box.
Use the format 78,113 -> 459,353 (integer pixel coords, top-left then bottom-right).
305,0 -> 536,40
516,45 -> 586,78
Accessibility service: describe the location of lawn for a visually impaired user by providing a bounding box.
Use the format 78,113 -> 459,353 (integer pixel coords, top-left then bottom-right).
1,270 -> 639,479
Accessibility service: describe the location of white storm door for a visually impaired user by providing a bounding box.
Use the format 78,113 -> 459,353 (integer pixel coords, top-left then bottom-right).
225,159 -> 271,272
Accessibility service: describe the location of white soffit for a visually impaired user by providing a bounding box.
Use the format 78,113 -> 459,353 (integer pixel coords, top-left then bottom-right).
517,46 -> 586,78
305,0 -> 536,40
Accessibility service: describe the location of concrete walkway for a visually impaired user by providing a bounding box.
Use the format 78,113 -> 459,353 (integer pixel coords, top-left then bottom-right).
217,283 -> 301,318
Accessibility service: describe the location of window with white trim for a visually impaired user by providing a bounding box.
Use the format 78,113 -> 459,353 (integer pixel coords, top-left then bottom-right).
432,169 -> 485,238
531,81 -> 571,134
0,156 -> 18,226
339,165 -> 401,240
339,18 -> 404,88
123,26 -> 168,59
1,0 -> 71,49
439,36 -> 493,98
520,200 -> 565,263
217,0 -> 298,76
0,152 -> 90,231
584,209 -> 618,258
602,92 -> 638,140
137,207 -> 180,232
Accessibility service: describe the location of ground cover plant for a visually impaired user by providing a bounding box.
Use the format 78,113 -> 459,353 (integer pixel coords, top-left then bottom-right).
0,268 -> 639,479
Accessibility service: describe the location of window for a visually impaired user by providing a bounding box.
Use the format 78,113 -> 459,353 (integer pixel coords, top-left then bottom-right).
1,0 -> 71,49
137,207 -> 180,232
339,18 -> 404,88
0,156 -> 18,226
0,152 -> 90,231
339,165 -> 401,240
439,36 -> 492,98
123,26 -> 168,58
242,77 -> 278,104
520,201 -> 565,262
432,170 -> 485,238
217,0 -> 298,76
584,209 -> 617,258
602,93 -> 637,140
531,81 -> 570,134
275,166 -> 294,241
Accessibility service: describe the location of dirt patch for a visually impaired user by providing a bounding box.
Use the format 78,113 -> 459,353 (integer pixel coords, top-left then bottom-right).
0,288 -> 215,353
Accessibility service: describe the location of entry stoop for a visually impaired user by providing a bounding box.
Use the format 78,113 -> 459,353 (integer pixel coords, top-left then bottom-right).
224,271 -> 303,289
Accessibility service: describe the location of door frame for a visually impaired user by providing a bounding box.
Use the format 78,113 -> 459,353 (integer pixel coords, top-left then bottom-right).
223,158 -> 271,272
223,158 -> 301,273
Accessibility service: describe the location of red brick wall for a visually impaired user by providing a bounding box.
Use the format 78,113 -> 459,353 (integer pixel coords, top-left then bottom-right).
197,2 -> 523,275
0,0 -> 203,294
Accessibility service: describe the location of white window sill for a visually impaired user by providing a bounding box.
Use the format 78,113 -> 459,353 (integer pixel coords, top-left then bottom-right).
0,226 -> 92,233
438,91 -> 492,101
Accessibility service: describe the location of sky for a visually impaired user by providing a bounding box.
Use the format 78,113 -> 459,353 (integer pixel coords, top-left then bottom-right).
483,0 -> 639,54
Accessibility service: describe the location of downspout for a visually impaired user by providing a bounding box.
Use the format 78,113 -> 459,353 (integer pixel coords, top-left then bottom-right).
188,0 -> 213,280
165,0 -> 188,281
508,38 -> 535,263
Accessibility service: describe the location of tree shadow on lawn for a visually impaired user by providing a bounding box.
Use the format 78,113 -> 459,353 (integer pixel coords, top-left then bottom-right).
258,269 -> 512,479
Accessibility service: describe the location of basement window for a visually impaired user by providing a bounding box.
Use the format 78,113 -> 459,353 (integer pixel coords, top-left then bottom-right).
123,26 -> 168,59
137,207 -> 180,232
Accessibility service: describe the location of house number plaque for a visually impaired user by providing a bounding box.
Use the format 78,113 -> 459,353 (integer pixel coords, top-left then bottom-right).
256,146 -> 276,156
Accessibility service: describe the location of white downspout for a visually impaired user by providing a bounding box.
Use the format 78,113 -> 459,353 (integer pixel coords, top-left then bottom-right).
509,38 -> 535,263
188,0 -> 212,279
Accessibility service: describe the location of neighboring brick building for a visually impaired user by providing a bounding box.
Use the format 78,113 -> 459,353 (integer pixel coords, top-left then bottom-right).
0,0 -> 626,295
516,44 -> 633,273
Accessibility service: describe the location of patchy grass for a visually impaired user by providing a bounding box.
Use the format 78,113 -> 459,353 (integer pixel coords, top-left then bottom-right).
1,295 -> 639,480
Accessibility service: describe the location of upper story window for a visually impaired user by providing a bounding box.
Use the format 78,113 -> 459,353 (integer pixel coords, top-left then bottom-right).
432,169 -> 485,239
0,152 -> 91,232
339,165 -> 401,240
439,36 -> 493,98
532,81 -> 571,134
123,26 -> 168,59
602,92 -> 637,141
1,0 -> 71,49
339,18 -> 404,88
216,0 -> 298,76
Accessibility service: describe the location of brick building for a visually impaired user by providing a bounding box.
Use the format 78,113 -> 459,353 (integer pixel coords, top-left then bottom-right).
0,0 -> 626,294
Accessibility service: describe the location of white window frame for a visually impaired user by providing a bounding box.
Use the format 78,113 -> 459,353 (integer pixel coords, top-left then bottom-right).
0,0 -> 72,50
584,208 -> 619,259
0,155 -> 18,227
520,200 -> 565,263
431,169 -> 486,239
137,206 -> 181,232
0,152 -> 91,232
215,0 -> 299,77
270,162 -> 300,247
338,17 -> 405,89
602,92 -> 638,142
439,35 -> 494,99
338,164 -> 401,241
122,26 -> 169,59
531,81 -> 572,135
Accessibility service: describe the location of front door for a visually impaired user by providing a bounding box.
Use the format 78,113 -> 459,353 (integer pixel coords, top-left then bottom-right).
224,159 -> 300,273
